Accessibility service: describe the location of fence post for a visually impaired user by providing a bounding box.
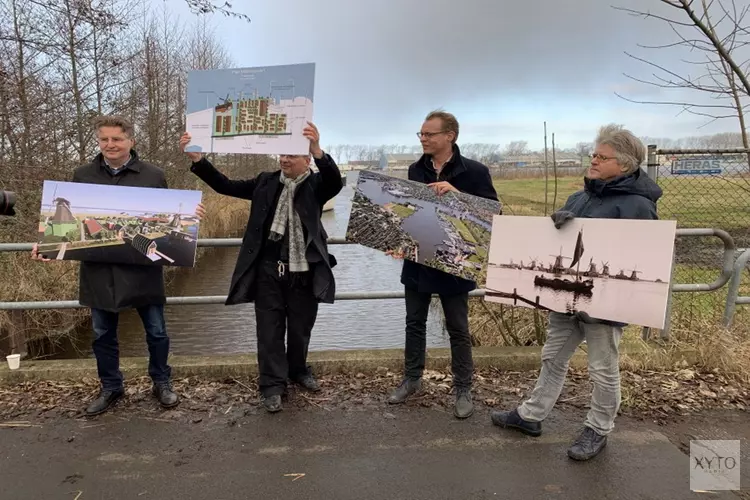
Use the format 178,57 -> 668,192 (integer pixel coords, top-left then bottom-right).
647,144 -> 658,181
641,144 -> 660,340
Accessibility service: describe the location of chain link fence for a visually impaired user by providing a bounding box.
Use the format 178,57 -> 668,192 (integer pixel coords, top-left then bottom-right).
650,147 -> 750,326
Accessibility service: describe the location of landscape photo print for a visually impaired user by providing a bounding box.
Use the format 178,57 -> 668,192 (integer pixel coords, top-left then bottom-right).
345,170 -> 502,282
37,181 -> 202,267
185,62 -> 315,156
484,215 -> 677,328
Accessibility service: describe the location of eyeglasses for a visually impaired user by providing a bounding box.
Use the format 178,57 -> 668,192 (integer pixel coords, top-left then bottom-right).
416,131 -> 446,139
590,153 -> 617,161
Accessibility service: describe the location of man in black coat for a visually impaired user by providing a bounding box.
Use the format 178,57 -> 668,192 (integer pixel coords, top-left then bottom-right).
387,110 -> 499,419
180,122 -> 343,413
32,115 -> 203,416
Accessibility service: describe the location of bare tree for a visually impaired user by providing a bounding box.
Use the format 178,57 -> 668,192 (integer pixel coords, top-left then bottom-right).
614,0 -> 750,147
504,140 -> 529,156
183,0 -> 250,22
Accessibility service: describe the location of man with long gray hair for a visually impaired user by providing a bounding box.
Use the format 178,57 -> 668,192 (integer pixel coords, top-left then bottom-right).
489,124 -> 662,461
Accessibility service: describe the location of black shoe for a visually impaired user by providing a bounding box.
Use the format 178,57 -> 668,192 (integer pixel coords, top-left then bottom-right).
262,394 -> 282,413
387,378 -> 421,404
454,388 -> 474,419
85,389 -> 124,416
152,381 -> 179,408
293,374 -> 321,392
567,427 -> 607,461
489,408 -> 542,437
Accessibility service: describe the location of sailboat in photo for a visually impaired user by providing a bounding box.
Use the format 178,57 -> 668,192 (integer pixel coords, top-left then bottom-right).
533,226 -> 594,295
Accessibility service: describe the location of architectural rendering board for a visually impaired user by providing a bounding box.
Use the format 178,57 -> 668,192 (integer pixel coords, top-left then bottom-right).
484,215 -> 677,328
185,63 -> 315,155
345,170 -> 502,283
37,181 -> 202,267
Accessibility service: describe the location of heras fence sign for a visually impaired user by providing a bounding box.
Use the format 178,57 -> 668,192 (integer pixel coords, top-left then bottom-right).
670,156 -> 724,175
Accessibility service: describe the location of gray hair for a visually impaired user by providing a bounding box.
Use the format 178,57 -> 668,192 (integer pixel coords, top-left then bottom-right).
595,124 -> 645,174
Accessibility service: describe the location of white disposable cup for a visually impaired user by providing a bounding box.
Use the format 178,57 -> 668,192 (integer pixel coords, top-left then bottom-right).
6,354 -> 20,370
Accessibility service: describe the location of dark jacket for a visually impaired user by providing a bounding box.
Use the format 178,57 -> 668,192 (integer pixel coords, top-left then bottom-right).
400,144 -> 500,296
190,154 -> 343,305
560,167 -> 661,220
71,150 -> 168,312
558,168 -> 662,326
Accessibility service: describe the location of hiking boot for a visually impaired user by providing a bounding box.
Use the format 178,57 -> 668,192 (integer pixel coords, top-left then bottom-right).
489,408 -> 542,437
567,426 -> 607,461
387,378 -> 421,404
152,381 -> 179,408
293,374 -> 321,392
454,387 -> 474,419
85,388 -> 124,416
262,394 -> 282,413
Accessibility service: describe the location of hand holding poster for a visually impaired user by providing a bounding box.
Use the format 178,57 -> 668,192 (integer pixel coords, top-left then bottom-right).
36,181 -> 202,267
483,215 -> 677,328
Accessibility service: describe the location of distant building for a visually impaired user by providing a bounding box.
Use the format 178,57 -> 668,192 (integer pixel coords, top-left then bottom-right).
379,153 -> 422,170
340,160 -> 380,171
494,152 -> 582,168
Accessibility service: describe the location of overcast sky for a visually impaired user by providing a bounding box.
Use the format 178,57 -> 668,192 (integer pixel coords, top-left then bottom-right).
163,0 -> 745,150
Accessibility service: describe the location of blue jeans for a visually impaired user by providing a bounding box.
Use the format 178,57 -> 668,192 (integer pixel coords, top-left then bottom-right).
91,305 -> 172,391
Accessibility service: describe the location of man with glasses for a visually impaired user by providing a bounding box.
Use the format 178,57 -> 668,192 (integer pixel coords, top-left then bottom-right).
387,110 -> 499,419
180,122 -> 343,413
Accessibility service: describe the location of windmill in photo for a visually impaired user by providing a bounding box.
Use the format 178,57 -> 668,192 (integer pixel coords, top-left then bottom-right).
43,192 -> 79,240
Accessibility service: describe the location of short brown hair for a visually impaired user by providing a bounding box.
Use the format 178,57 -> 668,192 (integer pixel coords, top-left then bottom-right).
93,115 -> 135,138
425,110 -> 459,144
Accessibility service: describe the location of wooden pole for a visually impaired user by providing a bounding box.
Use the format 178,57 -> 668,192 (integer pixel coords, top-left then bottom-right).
552,132 -> 558,210
544,121 -> 549,215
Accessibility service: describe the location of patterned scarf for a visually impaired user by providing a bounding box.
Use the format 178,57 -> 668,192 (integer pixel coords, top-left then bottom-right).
269,169 -> 311,272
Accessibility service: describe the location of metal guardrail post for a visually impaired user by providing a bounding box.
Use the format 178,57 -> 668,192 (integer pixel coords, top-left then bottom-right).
724,248 -> 750,327
670,228 -> 736,292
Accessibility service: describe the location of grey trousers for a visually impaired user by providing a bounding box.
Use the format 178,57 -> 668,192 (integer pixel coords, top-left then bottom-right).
518,312 -> 623,435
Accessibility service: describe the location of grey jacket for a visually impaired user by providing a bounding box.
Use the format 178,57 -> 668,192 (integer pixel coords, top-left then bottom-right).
560,167 -> 661,220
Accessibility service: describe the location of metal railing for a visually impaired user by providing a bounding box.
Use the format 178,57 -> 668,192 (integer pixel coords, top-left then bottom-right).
0,230 -> 745,339
724,247 -> 750,327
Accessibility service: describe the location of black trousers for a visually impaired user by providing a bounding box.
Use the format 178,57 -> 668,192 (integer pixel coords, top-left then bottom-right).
404,287 -> 473,389
254,260 -> 319,397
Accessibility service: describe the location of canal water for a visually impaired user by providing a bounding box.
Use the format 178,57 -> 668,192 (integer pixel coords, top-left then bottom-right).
46,172 -> 449,359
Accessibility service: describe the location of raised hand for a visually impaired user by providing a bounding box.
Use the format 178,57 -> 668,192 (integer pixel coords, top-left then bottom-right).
302,122 -> 324,159
179,132 -> 202,162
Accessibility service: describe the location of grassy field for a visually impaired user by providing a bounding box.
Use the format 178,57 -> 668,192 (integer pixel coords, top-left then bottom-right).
493,174 -> 750,239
